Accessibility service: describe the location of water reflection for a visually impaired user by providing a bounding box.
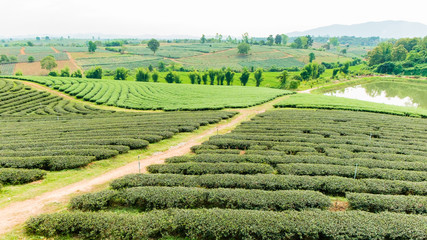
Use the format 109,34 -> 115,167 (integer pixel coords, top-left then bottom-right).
324,82 -> 427,109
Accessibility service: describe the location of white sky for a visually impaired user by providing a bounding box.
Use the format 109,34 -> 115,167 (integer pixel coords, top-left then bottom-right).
2,0 -> 427,38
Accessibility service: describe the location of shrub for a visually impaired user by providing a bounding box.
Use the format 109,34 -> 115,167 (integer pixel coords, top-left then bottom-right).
147,162 -> 274,175
26,209 -> 427,239
70,187 -> 331,211
347,192 -> 427,214
85,67 -> 102,79
0,168 -> 46,185
114,67 -> 129,80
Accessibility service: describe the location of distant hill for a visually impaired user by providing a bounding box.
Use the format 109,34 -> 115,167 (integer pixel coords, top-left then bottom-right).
288,21 -> 427,38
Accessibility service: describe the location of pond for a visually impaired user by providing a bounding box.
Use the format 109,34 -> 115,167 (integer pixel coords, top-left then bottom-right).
324,81 -> 427,109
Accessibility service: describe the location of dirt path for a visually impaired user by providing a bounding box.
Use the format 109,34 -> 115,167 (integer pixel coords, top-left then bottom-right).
65,51 -> 84,72
0,95 -> 286,235
20,47 -> 26,55
51,47 -> 60,53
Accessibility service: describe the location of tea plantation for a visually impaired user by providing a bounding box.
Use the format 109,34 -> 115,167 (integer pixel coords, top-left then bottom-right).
27,109 -> 427,239
6,76 -> 291,110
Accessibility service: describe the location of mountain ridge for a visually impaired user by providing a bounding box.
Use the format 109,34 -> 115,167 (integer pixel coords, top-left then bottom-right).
287,20 -> 427,38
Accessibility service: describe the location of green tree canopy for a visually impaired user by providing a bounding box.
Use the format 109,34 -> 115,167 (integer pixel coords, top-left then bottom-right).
88,41 -> 97,52
267,35 -> 274,46
40,55 -> 57,71
275,34 -> 282,45
239,68 -> 250,86
147,39 -> 160,55
237,43 -> 251,54
254,68 -> 264,87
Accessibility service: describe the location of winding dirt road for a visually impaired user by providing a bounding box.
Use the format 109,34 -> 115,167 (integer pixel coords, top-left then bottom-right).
0,90 -> 287,235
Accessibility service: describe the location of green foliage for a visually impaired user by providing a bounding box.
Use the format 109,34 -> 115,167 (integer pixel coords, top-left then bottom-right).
40,55 -> 57,71
224,68 -> 235,85
300,63 -> 324,80
237,42 -> 250,54
274,93 -> 427,117
152,70 -> 159,82
15,70 -> 23,76
208,69 -> 216,85
347,193 -> 427,214
253,68 -> 263,87
188,71 -> 197,84
148,162 -> 274,175
277,70 -> 289,87
27,56 -> 34,62
135,68 -> 150,82
165,71 -> 180,83
277,163 -> 427,182
147,38 -> 160,54
60,67 -> 70,77
0,168 -> 45,185
216,70 -> 225,85
85,67 -> 103,79
26,209 -> 427,240
70,69 -> 83,78
48,71 -> 58,77
239,68 -> 250,86
8,75 -> 290,110
111,173 -> 427,195
309,52 -> 315,62
201,72 -> 208,84
114,67 -> 129,80
274,34 -> 282,45
70,187 -> 331,211
329,37 -> 339,47
88,41 -> 97,52
266,35 -> 274,46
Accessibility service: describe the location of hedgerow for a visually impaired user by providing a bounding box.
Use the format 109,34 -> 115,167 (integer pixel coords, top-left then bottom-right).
111,174 -> 427,195
165,154 -> 427,171
276,163 -> 427,182
26,209 -> 427,239
70,187 -> 331,211
346,192 -> 427,214
0,168 -> 46,185
147,162 -> 274,175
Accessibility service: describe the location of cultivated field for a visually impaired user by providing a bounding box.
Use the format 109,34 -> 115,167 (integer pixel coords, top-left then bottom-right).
26,109 -> 427,239
9,76 -> 291,110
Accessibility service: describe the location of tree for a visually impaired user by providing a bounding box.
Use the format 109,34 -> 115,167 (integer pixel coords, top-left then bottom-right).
395,38 -> 419,52
27,41 -> 34,46
28,56 -> 35,62
306,35 -> 313,48
152,70 -> 159,82
200,34 -> 206,44
60,67 -> 70,77
275,34 -> 282,45
40,55 -> 57,71
290,36 -> 308,49
208,69 -> 216,85
242,32 -> 249,44
340,62 -> 350,75
309,53 -> 315,63
136,68 -> 150,82
165,71 -> 180,83
239,68 -> 250,86
266,35 -> 274,46
367,42 -> 393,66
114,67 -> 129,80
85,67 -> 102,79
216,70 -> 225,85
391,45 -> 408,61
254,68 -> 263,87
202,73 -> 208,84
277,70 -> 289,87
36,36 -> 41,41
329,37 -> 339,47
158,61 -> 166,72
0,55 -> 9,63
225,68 -> 235,85
71,69 -> 83,78
341,49 -> 347,54
237,43 -> 251,54
281,34 -> 288,45
147,39 -> 160,55
188,72 -> 197,84
88,41 -> 97,52
148,64 -> 154,72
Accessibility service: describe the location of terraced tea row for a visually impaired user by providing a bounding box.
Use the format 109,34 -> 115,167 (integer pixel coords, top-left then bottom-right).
25,109 -> 427,239
6,76 -> 291,110
0,111 -> 236,188
0,79 -> 109,115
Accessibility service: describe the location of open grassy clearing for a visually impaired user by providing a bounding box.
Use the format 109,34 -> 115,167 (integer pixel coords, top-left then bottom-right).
6,76 -> 291,110
25,109 -> 427,239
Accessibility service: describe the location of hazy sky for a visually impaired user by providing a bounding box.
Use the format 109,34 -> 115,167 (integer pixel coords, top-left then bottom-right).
2,0 -> 427,38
